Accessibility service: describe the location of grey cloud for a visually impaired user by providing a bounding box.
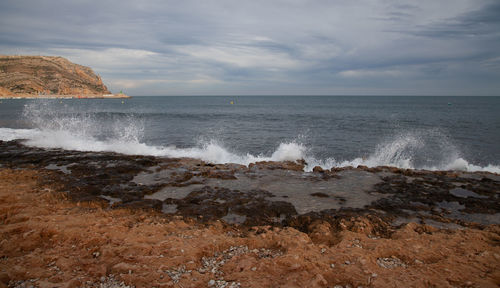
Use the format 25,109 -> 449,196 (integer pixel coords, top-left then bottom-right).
400,1 -> 500,38
0,0 -> 499,95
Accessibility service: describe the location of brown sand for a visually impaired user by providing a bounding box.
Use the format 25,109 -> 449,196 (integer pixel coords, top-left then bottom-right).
1,168 -> 499,288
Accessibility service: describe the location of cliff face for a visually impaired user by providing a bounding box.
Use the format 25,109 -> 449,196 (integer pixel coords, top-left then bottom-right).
0,55 -> 111,95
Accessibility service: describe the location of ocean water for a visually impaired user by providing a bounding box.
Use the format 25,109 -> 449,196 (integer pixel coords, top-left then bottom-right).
0,96 -> 499,173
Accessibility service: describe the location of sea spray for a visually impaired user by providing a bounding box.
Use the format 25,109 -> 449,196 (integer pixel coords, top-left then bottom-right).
0,99 -> 498,173
21,100 -> 146,151
302,129 -> 499,173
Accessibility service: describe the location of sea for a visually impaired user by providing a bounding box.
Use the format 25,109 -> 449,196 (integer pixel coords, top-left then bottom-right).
0,96 -> 498,173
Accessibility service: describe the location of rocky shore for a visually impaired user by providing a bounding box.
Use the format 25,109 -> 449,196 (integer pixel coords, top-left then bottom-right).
0,140 -> 499,287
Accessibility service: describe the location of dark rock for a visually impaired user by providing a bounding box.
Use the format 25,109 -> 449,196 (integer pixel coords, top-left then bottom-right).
116,199 -> 163,211
312,166 -> 324,173
311,192 -> 329,198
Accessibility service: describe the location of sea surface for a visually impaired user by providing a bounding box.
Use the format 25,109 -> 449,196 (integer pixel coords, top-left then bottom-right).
0,96 -> 499,172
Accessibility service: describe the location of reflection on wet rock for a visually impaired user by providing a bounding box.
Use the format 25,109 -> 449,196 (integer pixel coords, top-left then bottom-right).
0,140 -> 498,230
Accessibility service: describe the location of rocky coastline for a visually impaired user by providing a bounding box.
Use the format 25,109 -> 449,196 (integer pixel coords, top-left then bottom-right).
0,140 -> 499,287
0,55 -> 129,99
0,93 -> 130,99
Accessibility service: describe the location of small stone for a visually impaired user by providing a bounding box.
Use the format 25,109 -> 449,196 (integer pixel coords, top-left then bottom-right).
208,279 -> 215,286
371,273 -> 378,277
251,267 -> 257,271
320,248 -> 326,254
377,257 -> 406,269
100,276 -> 106,283
330,263 -> 335,268
345,260 -> 351,265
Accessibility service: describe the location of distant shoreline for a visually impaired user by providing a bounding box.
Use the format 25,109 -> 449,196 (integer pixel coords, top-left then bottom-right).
0,93 -> 131,99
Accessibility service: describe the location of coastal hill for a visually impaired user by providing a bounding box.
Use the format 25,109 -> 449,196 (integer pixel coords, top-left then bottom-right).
0,55 -> 128,98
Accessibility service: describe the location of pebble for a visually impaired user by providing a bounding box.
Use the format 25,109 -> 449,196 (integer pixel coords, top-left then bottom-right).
330,263 -> 335,268
208,279 -> 215,286
199,246 -> 270,287
377,257 -> 407,269
166,265 -> 191,284
84,275 -> 134,288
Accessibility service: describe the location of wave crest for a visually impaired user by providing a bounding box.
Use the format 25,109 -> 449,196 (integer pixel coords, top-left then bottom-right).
0,100 -> 497,173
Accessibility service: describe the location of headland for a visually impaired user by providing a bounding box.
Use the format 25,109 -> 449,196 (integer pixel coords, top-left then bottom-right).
0,55 -> 130,99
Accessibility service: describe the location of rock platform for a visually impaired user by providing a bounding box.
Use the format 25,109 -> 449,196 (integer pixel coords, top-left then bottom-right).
0,140 -> 499,287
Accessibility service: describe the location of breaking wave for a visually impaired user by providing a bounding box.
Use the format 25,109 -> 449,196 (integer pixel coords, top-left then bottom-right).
0,100 -> 498,174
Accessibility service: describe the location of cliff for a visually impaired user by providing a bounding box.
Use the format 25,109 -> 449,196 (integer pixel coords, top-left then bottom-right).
0,55 -> 112,96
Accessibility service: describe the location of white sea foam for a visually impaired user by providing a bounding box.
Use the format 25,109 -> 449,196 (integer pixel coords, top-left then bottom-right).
0,100 -> 498,174
1,125 -> 498,174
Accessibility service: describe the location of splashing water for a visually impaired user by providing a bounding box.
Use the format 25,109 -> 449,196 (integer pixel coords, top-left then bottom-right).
0,100 -> 498,173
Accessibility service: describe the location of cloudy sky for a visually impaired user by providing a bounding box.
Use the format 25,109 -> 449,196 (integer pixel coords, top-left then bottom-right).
1,0 -> 499,96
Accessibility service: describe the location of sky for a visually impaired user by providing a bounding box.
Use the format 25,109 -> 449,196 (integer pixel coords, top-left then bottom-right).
1,0 -> 500,96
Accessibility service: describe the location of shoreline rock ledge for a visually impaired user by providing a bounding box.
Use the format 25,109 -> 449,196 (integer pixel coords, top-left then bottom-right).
0,55 -> 129,98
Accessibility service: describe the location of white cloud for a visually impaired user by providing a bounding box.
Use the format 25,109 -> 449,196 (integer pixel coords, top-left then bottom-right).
49,48 -> 160,70
338,69 -> 405,78
108,76 -> 222,90
176,44 -> 300,70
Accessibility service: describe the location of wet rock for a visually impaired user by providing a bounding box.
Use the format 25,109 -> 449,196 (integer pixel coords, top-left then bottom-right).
311,192 -> 329,198
115,199 -> 163,211
249,160 -> 306,171
0,140 -> 498,231
175,186 -> 297,225
312,166 -> 324,173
